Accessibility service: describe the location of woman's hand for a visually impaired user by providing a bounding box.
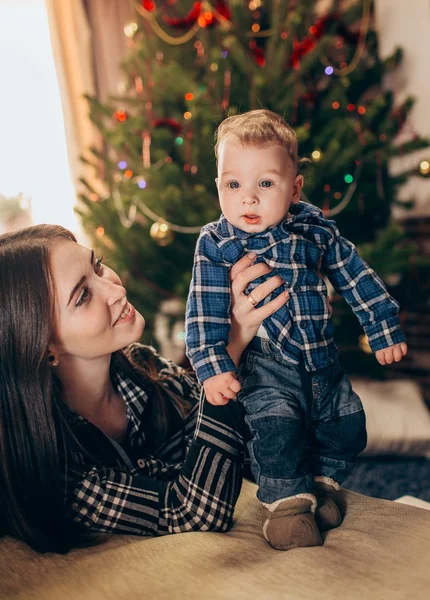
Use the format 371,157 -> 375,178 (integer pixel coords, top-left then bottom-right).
226,252 -> 289,366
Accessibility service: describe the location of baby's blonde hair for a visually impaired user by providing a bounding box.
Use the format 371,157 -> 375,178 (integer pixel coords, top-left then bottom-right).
215,109 -> 309,173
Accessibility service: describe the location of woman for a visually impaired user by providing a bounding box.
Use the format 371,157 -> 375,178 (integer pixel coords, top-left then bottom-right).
0,224 -> 287,553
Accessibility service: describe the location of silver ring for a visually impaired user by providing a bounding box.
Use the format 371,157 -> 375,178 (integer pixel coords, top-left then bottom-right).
247,292 -> 257,307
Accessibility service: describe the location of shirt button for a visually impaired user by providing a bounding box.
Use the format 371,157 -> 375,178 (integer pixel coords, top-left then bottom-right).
299,321 -> 308,329
293,285 -> 301,292
293,253 -> 301,262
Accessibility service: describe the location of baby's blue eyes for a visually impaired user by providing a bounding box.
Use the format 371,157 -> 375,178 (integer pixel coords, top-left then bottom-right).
227,180 -> 273,189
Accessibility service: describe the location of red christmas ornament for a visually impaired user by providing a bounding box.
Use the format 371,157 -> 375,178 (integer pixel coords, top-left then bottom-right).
142,0 -> 156,11
153,118 -> 183,135
251,46 -> 266,68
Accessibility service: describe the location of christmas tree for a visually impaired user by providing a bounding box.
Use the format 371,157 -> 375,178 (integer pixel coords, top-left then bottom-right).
78,0 -> 429,375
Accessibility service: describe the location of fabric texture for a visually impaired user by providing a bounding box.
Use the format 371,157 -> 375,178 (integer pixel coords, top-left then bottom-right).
64,344 -> 246,537
1,480 -> 430,600
186,202 -> 405,383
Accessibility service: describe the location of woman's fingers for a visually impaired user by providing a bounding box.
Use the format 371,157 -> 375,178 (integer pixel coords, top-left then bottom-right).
254,290 -> 289,321
231,261 -> 273,295
229,252 -> 256,282
248,274 -> 284,305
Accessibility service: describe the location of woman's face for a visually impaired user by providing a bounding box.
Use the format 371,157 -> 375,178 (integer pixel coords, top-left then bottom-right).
50,239 -> 145,361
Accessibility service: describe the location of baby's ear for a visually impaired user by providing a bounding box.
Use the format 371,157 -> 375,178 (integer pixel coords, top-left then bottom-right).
292,174 -> 304,203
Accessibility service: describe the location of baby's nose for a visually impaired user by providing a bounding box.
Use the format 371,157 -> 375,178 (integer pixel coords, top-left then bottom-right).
242,191 -> 258,204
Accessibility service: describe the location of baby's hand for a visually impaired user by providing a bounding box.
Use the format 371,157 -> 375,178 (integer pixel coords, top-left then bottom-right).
203,372 -> 241,406
375,342 -> 408,365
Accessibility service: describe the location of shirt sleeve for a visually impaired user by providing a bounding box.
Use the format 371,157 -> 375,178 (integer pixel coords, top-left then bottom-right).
322,222 -> 406,352
185,232 -> 236,383
66,398 -> 246,537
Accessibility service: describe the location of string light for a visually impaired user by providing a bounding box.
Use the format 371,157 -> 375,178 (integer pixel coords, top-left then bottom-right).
124,22 -> 138,38
332,101 -> 340,109
419,160 -> 430,175
344,174 -> 353,184
96,227 -> 105,237
175,137 -> 184,145
114,110 -> 127,122
325,66 -> 334,75
312,150 -> 322,162
184,111 -> 192,120
185,92 -> 194,101
118,161 -> 127,169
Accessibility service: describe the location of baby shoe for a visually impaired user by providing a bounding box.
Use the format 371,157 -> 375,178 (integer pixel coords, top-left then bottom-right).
262,494 -> 322,551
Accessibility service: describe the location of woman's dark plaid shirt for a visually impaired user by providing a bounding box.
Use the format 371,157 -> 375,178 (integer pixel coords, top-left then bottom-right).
65,344 -> 245,537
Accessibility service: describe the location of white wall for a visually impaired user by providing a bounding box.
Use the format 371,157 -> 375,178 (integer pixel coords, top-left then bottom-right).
375,0 -> 430,217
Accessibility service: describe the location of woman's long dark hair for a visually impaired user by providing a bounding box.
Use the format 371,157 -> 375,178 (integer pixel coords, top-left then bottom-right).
0,224 -> 188,553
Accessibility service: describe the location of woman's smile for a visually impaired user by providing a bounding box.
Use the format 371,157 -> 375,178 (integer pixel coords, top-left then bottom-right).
114,302 -> 136,326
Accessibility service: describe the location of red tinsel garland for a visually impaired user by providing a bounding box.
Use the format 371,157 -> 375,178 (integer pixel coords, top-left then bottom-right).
153,117 -> 183,134
161,1 -> 231,29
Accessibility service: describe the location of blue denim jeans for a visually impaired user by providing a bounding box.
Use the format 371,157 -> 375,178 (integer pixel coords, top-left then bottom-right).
237,338 -> 367,503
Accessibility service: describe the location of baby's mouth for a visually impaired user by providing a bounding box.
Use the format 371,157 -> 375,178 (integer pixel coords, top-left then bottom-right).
243,214 -> 261,224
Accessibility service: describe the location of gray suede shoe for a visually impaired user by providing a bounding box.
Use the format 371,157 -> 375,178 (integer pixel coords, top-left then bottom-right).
262,495 -> 323,551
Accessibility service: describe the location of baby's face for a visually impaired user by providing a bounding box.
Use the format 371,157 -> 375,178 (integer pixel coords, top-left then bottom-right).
216,138 -> 304,233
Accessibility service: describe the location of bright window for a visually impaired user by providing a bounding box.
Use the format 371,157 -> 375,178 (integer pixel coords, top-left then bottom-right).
0,0 -> 79,233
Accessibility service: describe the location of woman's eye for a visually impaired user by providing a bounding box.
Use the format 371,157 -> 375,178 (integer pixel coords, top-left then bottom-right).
228,181 -> 240,189
76,287 -> 90,307
95,256 -> 104,275
260,180 -> 273,188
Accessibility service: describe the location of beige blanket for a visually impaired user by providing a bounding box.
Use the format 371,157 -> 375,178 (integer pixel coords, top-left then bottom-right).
1,480 -> 430,599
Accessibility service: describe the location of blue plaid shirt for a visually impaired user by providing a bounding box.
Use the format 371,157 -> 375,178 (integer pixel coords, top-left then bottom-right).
185,202 -> 406,383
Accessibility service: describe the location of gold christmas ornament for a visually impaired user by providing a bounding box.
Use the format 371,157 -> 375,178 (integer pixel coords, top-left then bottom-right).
150,221 -> 175,246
